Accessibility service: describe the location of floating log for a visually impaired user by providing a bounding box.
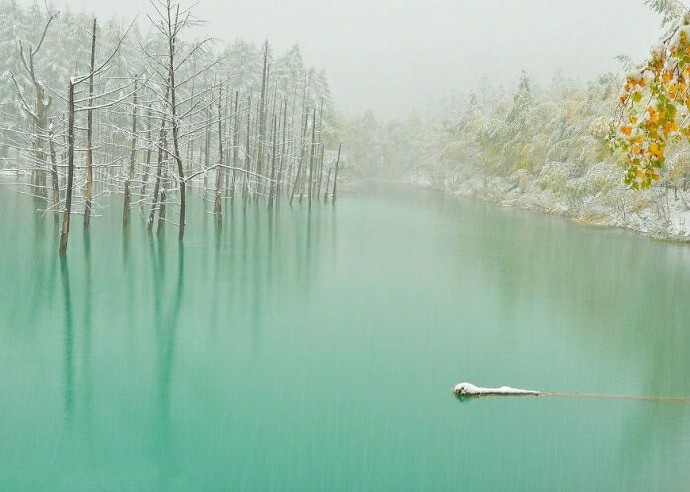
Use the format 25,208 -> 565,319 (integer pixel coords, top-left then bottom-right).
453,382 -> 540,399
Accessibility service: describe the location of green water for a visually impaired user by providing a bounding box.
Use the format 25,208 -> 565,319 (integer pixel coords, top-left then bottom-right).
1,183 -> 690,491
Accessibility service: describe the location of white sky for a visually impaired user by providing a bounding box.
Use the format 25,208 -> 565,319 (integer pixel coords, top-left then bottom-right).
25,0 -> 667,117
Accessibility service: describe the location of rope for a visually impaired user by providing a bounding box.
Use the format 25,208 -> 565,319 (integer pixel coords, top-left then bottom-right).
542,391 -> 690,404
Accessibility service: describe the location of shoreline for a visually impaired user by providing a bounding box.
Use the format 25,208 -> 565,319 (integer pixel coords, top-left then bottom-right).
407,161 -> 690,244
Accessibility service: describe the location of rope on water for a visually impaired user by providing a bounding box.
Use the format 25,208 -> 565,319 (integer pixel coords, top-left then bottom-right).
542,391 -> 690,403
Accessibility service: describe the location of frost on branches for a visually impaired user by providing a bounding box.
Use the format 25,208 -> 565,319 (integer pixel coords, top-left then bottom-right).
611,12 -> 690,190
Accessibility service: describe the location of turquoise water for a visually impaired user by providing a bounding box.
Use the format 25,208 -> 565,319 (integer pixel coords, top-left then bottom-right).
1,183 -> 690,490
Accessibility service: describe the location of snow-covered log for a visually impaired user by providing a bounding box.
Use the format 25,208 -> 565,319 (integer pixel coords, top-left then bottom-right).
453,382 -> 541,399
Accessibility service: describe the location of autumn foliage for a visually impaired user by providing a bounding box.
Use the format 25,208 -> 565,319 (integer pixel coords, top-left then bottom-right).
611,13 -> 690,189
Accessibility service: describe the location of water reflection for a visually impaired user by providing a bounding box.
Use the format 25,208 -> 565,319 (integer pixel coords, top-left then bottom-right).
82,232 -> 93,427
451,198 -> 690,488
155,243 -> 184,436
7,185 -> 689,489
464,203 -> 690,394
59,256 -> 74,421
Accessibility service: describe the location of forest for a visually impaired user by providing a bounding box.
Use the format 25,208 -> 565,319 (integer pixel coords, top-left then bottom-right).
340,1 -> 690,241
0,0 -> 340,254
4,0 -> 690,243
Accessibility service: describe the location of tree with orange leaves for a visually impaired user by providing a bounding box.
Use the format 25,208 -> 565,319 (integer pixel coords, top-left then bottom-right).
610,12 -> 690,189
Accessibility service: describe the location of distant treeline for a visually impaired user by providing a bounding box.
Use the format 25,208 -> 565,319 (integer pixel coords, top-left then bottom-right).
339,68 -> 690,238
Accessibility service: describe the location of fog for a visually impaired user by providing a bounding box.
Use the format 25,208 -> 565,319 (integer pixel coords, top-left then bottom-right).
16,0 -> 664,117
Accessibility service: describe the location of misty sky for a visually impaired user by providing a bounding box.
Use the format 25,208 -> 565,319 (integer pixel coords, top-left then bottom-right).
22,0 -> 666,117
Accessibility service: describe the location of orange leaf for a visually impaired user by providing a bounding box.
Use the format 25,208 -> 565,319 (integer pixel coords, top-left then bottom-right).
664,121 -> 679,133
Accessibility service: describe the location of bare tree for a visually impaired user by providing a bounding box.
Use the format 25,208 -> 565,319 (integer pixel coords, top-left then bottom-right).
59,79 -> 75,257
7,5 -> 59,203
214,84 -> 224,223
84,18 -> 97,229
59,21 -> 134,256
146,0 -> 217,240
123,77 -> 139,226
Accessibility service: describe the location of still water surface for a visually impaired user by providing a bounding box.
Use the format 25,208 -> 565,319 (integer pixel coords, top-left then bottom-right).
1,184 -> 690,490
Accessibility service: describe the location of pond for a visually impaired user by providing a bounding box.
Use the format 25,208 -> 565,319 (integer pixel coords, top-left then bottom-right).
1,182 -> 689,490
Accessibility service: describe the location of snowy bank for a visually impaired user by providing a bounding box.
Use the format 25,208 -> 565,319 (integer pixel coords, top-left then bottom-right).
417,160 -> 690,243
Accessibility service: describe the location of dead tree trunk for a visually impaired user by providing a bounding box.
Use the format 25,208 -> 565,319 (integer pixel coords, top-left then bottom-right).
268,114 -> 278,210
48,118 -> 60,223
323,167 -> 331,204
214,85 -> 224,224
244,95 -> 252,203
276,99 -> 288,203
315,98 -> 324,198
256,41 -> 269,182
230,90 -> 239,200
147,77 -> 171,233
123,77 -> 138,226
8,8 -> 58,205
289,110 -> 309,206
332,142 -> 341,205
203,105 -> 211,190
147,127 -> 166,233
158,187 -> 167,235
59,81 -> 75,256
308,108 -> 316,209
165,4 -> 187,241
84,18 -> 97,229
140,104 -> 153,199
186,59 -> 197,190
157,134 -> 170,236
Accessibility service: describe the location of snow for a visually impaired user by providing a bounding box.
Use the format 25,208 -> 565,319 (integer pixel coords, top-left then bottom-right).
453,382 -> 541,397
418,160 -> 690,243
651,44 -> 666,59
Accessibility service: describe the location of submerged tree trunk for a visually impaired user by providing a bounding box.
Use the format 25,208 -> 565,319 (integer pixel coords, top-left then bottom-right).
289,111 -> 309,206
203,105 -> 211,190
140,104 -> 153,199
48,118 -> 60,223
308,108 -> 316,209
157,186 -> 167,235
268,113 -> 278,210
168,6 -> 186,240
315,98 -> 324,199
276,99 -> 288,204
244,95 -> 252,204
34,85 -> 49,205
59,81 -> 75,256
323,167 -> 331,203
332,142 -> 341,205
230,90 -> 239,200
84,18 -> 97,229
256,41 -> 269,182
123,77 -> 138,226
157,137 -> 170,236
147,127 -> 166,233
148,88 -> 170,234
214,85 -> 224,224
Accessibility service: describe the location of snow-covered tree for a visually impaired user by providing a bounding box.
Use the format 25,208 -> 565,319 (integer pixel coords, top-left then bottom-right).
644,0 -> 687,28
610,11 -> 690,188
